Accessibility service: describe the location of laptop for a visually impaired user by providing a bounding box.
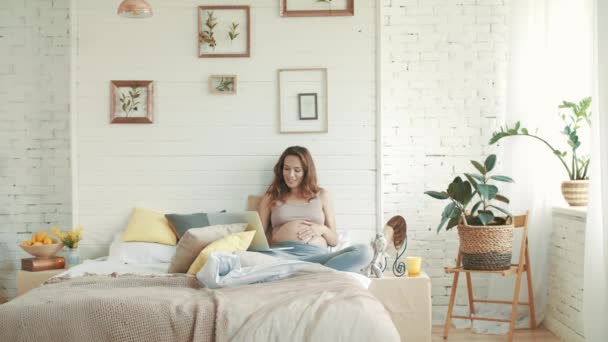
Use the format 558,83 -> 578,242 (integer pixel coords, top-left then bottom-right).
206,211 -> 290,252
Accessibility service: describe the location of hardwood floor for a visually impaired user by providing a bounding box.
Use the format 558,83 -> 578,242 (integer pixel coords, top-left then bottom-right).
433,325 -> 559,341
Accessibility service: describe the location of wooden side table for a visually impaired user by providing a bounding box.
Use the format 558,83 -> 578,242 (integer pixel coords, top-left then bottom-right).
17,269 -> 66,296
369,272 -> 432,342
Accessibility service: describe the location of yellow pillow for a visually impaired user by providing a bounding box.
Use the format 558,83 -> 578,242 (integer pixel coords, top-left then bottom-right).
122,207 -> 177,246
187,231 -> 255,275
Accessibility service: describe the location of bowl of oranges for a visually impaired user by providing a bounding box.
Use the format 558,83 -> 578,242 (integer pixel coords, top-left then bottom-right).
20,231 -> 64,258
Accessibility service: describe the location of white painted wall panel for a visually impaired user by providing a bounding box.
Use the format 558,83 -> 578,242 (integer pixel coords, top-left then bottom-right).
75,0 -> 377,258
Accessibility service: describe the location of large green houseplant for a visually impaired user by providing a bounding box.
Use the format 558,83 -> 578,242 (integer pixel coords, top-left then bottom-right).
425,154 -> 515,270
489,97 -> 592,206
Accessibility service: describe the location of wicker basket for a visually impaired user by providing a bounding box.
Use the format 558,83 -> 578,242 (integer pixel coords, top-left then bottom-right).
457,218 -> 514,271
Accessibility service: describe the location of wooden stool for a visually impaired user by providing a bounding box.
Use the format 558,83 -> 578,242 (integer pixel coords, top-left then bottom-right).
443,213 -> 536,341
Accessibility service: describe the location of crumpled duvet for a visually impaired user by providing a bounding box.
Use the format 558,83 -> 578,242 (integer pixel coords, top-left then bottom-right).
1,257 -> 399,342
197,251 -> 336,289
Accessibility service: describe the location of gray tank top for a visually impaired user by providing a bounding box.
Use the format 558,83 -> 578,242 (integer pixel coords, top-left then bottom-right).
270,197 -> 325,229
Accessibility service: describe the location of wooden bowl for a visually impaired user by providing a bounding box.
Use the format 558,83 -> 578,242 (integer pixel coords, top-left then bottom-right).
20,242 -> 64,258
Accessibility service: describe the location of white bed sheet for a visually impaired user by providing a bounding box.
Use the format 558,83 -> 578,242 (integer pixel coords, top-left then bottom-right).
53,258 -> 171,279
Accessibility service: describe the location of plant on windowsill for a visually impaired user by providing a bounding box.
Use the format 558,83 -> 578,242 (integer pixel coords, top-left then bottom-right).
425,154 -> 515,270
489,96 -> 592,206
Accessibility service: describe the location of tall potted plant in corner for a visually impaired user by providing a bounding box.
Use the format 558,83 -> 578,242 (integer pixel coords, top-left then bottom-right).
489,97 -> 592,206
425,155 -> 515,270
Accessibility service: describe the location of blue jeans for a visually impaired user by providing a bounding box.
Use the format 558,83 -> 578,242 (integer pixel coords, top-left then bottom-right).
264,241 -> 372,273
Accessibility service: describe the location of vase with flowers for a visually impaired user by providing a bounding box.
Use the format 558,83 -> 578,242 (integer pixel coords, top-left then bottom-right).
52,226 -> 84,268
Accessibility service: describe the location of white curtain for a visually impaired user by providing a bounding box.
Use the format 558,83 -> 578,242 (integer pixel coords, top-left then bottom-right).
465,0 -> 594,334
583,1 -> 608,340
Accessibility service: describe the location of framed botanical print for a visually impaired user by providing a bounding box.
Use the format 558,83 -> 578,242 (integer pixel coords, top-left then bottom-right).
280,0 -> 354,17
209,75 -> 237,94
198,6 -> 250,58
110,80 -> 154,124
278,68 -> 328,133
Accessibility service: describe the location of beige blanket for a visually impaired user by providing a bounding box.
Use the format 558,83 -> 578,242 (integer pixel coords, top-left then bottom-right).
0,271 -> 399,342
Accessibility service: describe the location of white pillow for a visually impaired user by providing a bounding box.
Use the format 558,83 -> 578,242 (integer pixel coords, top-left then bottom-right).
108,232 -> 177,264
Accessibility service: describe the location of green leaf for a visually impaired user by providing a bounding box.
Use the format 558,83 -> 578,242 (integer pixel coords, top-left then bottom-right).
442,202 -> 456,218
521,128 -> 529,134
437,215 -> 449,233
438,203 -> 461,232
471,160 -> 487,175
464,173 -> 478,190
470,200 -> 483,215
465,173 -> 484,182
488,205 -> 513,218
446,214 -> 461,230
495,194 -> 510,203
489,175 -> 514,183
477,184 -> 498,200
478,210 -> 495,226
424,191 -> 449,200
484,154 -> 497,172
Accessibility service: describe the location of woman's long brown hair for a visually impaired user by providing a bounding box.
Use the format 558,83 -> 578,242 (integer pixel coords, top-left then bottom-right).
265,146 -> 321,204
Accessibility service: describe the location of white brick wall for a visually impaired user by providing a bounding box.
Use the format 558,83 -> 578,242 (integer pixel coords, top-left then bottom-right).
545,207 -> 586,342
0,0 -> 71,301
382,0 -> 508,323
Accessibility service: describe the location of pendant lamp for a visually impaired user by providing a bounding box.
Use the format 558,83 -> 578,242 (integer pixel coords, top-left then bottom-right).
117,0 -> 153,18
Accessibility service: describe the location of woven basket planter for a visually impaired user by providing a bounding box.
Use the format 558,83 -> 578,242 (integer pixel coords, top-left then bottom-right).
561,180 -> 589,207
457,221 -> 515,271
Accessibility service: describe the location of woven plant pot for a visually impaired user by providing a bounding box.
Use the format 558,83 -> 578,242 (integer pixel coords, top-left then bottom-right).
561,180 -> 589,207
457,221 -> 514,271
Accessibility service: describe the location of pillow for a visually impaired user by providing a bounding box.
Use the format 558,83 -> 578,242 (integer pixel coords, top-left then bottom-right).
165,212 -> 211,239
168,223 -> 248,273
108,233 -> 176,264
122,207 -> 177,245
187,231 -> 255,275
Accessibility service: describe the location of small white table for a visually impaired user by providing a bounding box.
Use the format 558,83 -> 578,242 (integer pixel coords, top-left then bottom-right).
369,272 -> 432,342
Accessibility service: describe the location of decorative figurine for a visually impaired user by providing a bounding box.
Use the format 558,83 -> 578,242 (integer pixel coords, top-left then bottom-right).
365,233 -> 388,278
365,215 -> 407,278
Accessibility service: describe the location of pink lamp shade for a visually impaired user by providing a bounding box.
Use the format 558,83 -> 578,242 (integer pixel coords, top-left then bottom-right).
117,0 -> 153,18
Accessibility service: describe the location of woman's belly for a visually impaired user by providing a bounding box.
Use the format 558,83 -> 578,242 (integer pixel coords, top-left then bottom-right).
271,220 -> 327,248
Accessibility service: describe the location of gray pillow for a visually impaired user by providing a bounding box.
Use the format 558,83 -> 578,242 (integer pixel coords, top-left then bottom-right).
168,223 -> 248,273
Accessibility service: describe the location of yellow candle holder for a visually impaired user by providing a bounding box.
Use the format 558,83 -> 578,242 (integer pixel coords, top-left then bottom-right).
406,256 -> 422,276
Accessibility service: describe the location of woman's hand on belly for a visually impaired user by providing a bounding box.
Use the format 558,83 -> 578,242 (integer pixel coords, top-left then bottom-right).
296,221 -> 328,243
271,220 -> 328,247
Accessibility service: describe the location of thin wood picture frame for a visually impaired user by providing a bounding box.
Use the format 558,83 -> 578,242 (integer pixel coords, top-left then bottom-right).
209,75 -> 238,94
298,93 -> 318,120
278,68 -> 328,133
198,6 -> 251,58
280,0 -> 354,17
110,80 -> 154,124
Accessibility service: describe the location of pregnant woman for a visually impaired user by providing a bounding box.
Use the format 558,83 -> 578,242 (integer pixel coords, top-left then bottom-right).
257,146 -> 372,273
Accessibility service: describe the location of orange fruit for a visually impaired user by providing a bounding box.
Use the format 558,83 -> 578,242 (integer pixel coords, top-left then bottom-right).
32,242 -> 43,246
43,237 -> 53,245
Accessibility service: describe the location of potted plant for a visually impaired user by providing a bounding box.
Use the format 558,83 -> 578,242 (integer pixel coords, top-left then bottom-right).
425,154 -> 515,270
489,97 -> 592,206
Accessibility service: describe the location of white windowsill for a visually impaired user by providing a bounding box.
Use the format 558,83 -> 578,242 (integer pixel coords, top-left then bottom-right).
553,205 -> 588,219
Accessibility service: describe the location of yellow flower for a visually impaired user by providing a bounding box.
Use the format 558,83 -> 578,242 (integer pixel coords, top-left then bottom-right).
49,225 -> 84,248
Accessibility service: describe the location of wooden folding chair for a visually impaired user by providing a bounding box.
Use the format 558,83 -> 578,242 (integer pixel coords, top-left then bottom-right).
443,212 -> 536,341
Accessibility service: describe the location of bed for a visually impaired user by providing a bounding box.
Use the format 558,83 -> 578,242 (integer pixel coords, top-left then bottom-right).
0,258 -> 401,342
